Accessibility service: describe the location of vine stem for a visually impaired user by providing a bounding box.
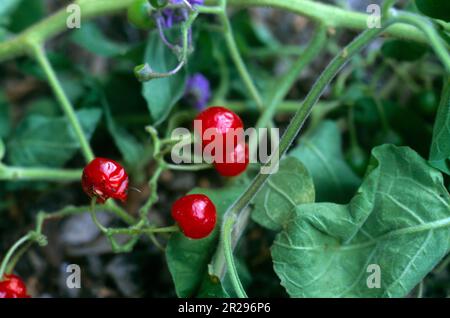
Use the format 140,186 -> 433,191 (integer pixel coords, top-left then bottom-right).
0,233 -> 33,279
391,11 -> 450,73
218,0 -> 264,110
212,22 -> 394,297
30,44 -> 95,163
222,216 -> 247,298
0,165 -> 82,181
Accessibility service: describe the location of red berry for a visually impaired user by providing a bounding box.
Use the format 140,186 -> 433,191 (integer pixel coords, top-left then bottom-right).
82,157 -> 129,204
194,106 -> 243,149
171,194 -> 217,239
0,274 -> 30,298
214,142 -> 249,177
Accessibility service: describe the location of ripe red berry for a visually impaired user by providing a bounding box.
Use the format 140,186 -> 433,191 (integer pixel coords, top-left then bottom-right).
194,106 -> 244,149
171,194 -> 217,239
214,142 -> 249,177
82,157 -> 129,204
0,274 -> 30,298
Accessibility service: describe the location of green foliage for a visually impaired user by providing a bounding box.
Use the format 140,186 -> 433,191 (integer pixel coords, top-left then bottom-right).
7,109 -> 101,167
290,121 -> 361,203
0,0 -> 22,26
0,92 -> 10,138
7,0 -> 44,32
71,23 -> 130,57
272,145 -> 450,297
103,101 -> 145,167
142,31 -> 187,125
251,157 -> 315,231
415,0 -> 450,22
429,78 -> 450,175
381,40 -> 428,62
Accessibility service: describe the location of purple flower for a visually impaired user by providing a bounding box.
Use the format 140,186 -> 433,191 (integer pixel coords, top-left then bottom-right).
185,73 -> 211,110
172,0 -> 204,6
159,0 -> 204,29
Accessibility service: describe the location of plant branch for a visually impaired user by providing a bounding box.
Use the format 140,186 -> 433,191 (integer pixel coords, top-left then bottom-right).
31,44 -> 95,163
0,164 -> 82,181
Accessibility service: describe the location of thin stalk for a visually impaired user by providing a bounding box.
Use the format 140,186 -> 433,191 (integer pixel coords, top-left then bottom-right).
0,234 -> 33,279
0,165 -> 81,181
31,44 -> 94,163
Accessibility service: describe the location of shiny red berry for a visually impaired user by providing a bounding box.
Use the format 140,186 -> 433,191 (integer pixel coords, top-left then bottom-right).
0,274 -> 30,298
214,142 -> 249,177
171,194 -> 217,239
194,106 -> 244,149
82,157 -> 129,204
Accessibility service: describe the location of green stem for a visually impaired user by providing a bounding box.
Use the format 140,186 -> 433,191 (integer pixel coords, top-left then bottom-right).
90,198 -> 108,233
226,0 -> 427,43
222,216 -> 247,298
31,44 -> 95,163
0,0 -> 436,64
5,241 -> 34,275
0,233 -> 33,279
135,11 -> 198,81
165,163 -> 213,171
255,23 -> 327,131
219,1 -> 264,110
392,12 -> 450,72
0,165 -> 81,181
107,225 -> 179,235
212,22 -> 392,293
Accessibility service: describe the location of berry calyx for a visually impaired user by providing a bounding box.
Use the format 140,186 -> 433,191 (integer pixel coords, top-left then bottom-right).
82,158 -> 129,204
171,194 -> 217,239
214,142 -> 249,177
194,106 -> 244,149
0,274 -> 30,298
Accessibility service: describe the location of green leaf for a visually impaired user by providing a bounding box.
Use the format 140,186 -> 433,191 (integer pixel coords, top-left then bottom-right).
71,23 -> 130,57
142,31 -> 187,125
166,184 -> 246,297
196,274 -> 229,298
7,109 -> 101,167
0,0 -> 22,25
429,78 -> 450,175
290,121 -> 361,203
415,0 -> 450,22
272,145 -> 450,297
103,102 -> 144,167
252,157 -> 315,231
7,0 -> 44,33
381,40 -> 428,62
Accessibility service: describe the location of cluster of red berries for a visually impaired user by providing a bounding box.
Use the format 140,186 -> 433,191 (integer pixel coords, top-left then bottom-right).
195,106 -> 249,177
0,274 -> 30,298
80,107 -> 246,240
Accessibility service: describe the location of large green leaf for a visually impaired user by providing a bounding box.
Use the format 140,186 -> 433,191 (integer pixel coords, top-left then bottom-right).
7,109 -> 101,167
252,157 -> 315,231
272,145 -> 450,297
290,121 -> 361,203
429,78 -> 450,175
142,31 -> 187,125
166,184 -> 247,297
